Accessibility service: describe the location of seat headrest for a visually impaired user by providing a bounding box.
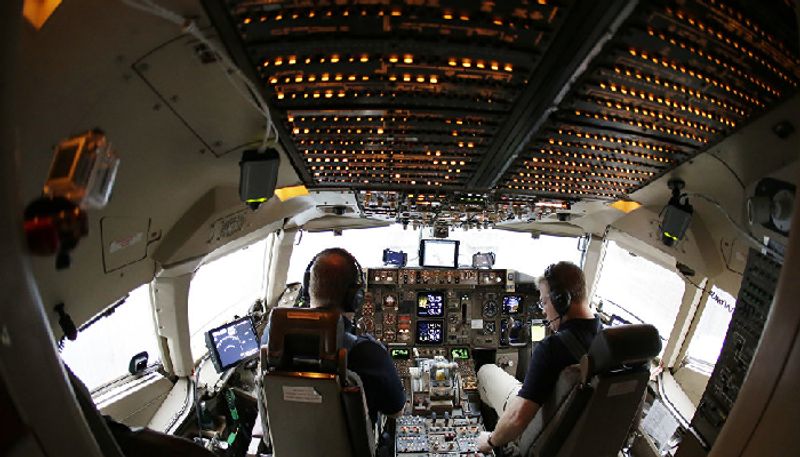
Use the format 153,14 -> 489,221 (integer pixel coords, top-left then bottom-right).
587,324 -> 661,375
266,308 -> 344,373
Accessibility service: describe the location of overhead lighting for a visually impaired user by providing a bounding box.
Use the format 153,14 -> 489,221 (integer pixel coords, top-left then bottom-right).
23,0 -> 62,30
610,199 -> 642,213
275,185 -> 310,202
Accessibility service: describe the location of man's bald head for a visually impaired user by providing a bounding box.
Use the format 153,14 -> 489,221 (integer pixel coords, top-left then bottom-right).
309,248 -> 360,310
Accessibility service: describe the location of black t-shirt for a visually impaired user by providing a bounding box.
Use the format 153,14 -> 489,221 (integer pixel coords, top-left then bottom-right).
518,316 -> 602,404
346,334 -> 407,423
261,319 -> 406,423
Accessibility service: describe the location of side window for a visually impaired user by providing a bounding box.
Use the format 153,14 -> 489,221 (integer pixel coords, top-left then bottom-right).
188,237 -> 269,359
594,241 -> 685,345
61,284 -> 160,392
684,285 -> 736,370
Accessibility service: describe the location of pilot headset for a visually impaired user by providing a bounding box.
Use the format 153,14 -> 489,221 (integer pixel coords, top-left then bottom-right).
302,248 -> 365,313
544,263 -> 572,317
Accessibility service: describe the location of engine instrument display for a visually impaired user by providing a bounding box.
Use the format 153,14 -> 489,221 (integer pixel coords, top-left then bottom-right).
391,348 -> 411,360
417,292 -> 444,317
502,295 -> 522,314
416,320 -> 444,345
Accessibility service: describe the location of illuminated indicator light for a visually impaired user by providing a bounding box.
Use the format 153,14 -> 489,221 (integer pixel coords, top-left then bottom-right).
288,56 -> 297,65
389,55 -> 399,63
443,12 -> 453,20
307,75 -> 316,82
294,75 -> 303,82
348,75 -> 356,81
277,93 -> 285,99
243,17 -> 251,24
403,74 -> 411,82
429,75 -> 438,84
338,92 -> 346,97
389,75 -> 397,81
504,64 -> 513,72
293,128 -> 300,134
448,58 -> 457,66
476,61 -> 485,69
391,9 -> 401,16
262,61 -> 269,67
416,76 -> 425,83
275,185 -> 309,202
360,55 -> 369,63
321,73 -> 330,81
331,55 -> 340,63
274,58 -> 283,66
493,18 -> 503,26
462,59 -> 472,68
491,62 -> 499,71
403,55 -> 414,64
275,14 -> 282,20
269,77 -> 278,84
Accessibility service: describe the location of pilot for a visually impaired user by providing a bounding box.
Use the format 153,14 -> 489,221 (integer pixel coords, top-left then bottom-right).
262,248 -> 406,423
478,261 -> 601,453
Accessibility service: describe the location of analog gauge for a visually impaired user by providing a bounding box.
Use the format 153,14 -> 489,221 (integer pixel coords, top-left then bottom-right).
384,294 -> 397,307
356,317 -> 374,334
383,329 -> 396,342
397,328 -> 412,343
482,300 -> 498,318
484,321 -> 496,334
361,302 -> 374,316
448,313 -> 461,325
383,313 -> 396,325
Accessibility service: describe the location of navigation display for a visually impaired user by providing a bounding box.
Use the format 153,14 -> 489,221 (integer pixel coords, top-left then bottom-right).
390,348 -> 410,360
205,317 -> 259,372
415,320 -> 444,344
450,347 -> 470,360
502,295 -> 523,314
417,292 -> 444,317
419,239 -> 459,268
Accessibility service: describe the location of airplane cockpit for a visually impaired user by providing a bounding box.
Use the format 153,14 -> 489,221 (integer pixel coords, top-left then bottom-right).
2,0 -> 800,457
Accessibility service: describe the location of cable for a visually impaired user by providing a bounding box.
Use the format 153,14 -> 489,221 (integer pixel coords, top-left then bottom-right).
684,192 -> 783,261
707,153 -> 746,191
119,0 -> 278,150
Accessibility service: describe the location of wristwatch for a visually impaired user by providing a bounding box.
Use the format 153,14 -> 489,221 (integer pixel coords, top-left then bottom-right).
487,434 -> 497,448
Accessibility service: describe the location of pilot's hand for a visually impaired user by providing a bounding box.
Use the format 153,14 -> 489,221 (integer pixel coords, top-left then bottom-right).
477,431 -> 493,454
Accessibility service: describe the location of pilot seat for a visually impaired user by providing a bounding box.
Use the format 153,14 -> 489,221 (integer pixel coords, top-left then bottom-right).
259,307 -> 376,457
478,324 -> 661,457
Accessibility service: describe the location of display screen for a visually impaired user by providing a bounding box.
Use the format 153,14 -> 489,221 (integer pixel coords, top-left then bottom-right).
502,295 -> 523,314
390,348 -> 410,360
419,239 -> 459,268
206,317 -> 259,372
450,347 -> 470,360
415,320 -> 444,344
417,292 -> 444,317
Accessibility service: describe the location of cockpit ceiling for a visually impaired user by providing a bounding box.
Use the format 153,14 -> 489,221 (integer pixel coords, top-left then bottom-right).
208,0 -> 799,205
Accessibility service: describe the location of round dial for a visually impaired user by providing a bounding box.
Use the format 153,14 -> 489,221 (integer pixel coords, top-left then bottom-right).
383,313 -> 396,325
383,329 -> 396,342
356,317 -> 374,334
482,300 -> 498,318
484,321 -> 496,334
448,313 -> 461,325
361,302 -> 374,316
384,294 -> 397,307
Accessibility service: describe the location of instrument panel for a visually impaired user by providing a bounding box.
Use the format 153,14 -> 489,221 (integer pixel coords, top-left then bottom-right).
358,268 -> 540,349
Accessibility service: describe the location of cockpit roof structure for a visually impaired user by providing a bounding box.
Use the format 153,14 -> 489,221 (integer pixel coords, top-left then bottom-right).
205,0 -> 799,226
